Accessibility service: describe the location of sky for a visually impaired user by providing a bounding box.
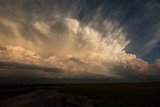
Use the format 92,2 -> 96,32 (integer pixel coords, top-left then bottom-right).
0,0 -> 160,83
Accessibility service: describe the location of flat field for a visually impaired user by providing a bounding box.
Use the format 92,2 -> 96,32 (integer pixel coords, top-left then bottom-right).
0,83 -> 160,107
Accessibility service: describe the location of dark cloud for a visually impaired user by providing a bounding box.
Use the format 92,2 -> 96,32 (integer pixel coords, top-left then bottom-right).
0,60 -> 160,83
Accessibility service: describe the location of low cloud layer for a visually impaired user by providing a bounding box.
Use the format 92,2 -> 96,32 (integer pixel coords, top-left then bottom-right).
0,0 -> 160,83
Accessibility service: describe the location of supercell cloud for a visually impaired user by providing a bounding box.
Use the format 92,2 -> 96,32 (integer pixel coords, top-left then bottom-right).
0,0 -> 160,83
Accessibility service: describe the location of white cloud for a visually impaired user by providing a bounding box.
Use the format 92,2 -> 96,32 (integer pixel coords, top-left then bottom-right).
33,21 -> 50,36
0,17 -> 155,79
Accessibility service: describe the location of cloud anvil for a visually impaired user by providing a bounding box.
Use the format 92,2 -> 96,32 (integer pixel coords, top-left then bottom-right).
0,0 -> 160,83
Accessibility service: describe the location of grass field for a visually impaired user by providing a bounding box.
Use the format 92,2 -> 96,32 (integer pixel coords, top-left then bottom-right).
0,83 -> 160,107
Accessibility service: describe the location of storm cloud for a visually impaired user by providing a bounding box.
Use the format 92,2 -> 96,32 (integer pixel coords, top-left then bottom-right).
0,0 -> 160,83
